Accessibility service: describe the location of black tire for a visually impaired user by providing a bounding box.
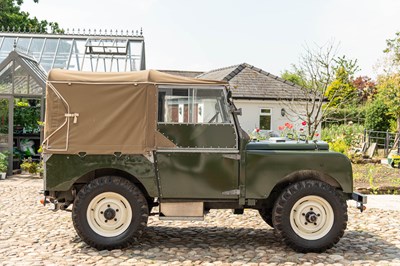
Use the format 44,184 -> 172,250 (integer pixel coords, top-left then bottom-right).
72,176 -> 149,250
258,208 -> 274,228
272,180 -> 347,253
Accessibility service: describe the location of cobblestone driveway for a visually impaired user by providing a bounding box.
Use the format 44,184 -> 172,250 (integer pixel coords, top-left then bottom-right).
1,176 -> 400,265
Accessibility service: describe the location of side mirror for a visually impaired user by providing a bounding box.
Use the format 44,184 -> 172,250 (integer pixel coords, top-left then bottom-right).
233,108 -> 242,116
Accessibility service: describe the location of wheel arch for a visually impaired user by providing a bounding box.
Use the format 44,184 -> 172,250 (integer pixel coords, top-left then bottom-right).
261,170 -> 343,210
73,168 -> 153,200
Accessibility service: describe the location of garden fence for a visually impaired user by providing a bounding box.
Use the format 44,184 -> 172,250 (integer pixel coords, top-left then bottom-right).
363,130 -> 399,157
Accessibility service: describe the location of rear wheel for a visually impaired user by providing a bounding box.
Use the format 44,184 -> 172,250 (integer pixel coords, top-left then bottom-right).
258,208 -> 274,228
272,180 -> 347,253
72,176 -> 148,250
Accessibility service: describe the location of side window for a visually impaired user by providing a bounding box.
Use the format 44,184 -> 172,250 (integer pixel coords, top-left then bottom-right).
158,87 -> 230,124
259,108 -> 271,130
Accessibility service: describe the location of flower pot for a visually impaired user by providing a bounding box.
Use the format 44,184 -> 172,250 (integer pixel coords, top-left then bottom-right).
0,172 -> 6,180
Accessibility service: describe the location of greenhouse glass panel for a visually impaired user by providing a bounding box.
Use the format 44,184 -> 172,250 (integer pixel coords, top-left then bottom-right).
53,39 -> 72,69
14,63 -> 29,94
40,39 -> 58,71
0,38 -> 15,60
16,38 -> 30,53
29,77 -> 42,95
0,62 -> 13,94
28,38 -> 45,60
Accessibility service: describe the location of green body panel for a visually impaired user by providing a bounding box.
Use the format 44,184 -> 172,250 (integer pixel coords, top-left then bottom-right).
158,123 -> 237,148
156,152 -> 239,199
245,149 -> 353,198
45,154 -> 158,197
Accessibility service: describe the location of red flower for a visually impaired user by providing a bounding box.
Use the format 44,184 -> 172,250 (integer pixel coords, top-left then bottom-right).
255,128 -> 260,133
278,126 -> 285,131
285,123 -> 293,129
301,121 -> 307,126
315,133 -> 320,137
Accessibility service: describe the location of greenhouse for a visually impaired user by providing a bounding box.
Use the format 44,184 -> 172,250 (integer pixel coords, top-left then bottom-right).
0,30 -> 146,174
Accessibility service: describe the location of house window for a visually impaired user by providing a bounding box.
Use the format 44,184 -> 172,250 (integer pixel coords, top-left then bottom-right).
259,108 -> 271,130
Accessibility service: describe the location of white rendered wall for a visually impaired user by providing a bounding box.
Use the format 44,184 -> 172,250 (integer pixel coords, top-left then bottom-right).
233,99 -> 322,135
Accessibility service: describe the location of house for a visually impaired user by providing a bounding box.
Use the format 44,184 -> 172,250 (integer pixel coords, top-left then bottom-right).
197,63 -> 313,134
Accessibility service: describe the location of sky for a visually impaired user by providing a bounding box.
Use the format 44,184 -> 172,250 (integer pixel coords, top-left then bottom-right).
21,0 -> 400,78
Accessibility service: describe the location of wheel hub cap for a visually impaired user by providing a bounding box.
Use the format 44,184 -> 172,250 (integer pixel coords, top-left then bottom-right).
290,195 -> 334,240
305,212 -> 318,223
104,208 -> 116,220
86,192 -> 132,237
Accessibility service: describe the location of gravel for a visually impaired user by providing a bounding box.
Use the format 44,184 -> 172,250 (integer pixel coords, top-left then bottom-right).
1,176 -> 400,265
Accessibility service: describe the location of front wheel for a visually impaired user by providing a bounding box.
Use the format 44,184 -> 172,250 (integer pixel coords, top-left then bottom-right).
272,180 -> 347,253
72,176 -> 149,250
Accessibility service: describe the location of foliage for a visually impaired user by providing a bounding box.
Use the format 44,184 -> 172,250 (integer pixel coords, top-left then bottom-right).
352,76 -> 377,103
325,66 -> 358,107
0,0 -> 62,33
324,105 -> 366,125
381,32 -> 400,133
376,74 -> 400,132
322,123 -> 365,155
384,31 -> 400,64
20,157 -> 41,174
0,151 -> 9,172
364,97 -> 393,132
281,68 -> 309,88
325,56 -> 361,108
14,100 -> 41,133
0,99 -> 9,134
332,55 -> 360,77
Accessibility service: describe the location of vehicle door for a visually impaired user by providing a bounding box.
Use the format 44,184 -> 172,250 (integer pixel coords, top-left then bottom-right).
156,86 -> 239,199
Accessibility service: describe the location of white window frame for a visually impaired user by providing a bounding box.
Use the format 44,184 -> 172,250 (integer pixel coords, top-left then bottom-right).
259,108 -> 272,130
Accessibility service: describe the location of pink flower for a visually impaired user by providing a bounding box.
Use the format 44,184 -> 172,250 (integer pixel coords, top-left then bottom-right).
278,126 -> 285,131
301,121 -> 307,126
285,123 -> 293,129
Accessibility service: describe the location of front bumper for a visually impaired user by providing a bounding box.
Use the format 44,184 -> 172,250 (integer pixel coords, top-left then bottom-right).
352,192 -> 367,212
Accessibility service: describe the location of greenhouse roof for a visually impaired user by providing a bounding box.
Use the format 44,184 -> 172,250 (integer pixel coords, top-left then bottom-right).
0,29 -> 145,73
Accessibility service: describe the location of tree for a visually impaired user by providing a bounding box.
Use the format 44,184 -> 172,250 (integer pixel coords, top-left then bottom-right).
325,66 -> 358,107
379,32 -> 400,134
281,67 -> 309,88
376,74 -> 400,132
280,41 -> 345,138
352,76 -> 377,103
325,55 -> 360,107
0,0 -> 62,33
364,96 -> 393,132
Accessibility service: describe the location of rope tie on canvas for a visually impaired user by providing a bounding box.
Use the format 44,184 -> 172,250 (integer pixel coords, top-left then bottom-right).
65,113 -> 79,124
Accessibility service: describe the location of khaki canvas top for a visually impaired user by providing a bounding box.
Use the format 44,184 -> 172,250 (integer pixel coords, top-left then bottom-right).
43,69 -> 228,155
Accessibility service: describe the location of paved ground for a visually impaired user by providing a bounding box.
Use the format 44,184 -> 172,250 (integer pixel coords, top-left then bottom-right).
1,176 -> 400,265
361,195 -> 400,211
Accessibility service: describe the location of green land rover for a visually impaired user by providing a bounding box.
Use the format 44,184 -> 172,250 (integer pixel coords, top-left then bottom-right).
42,69 -> 366,253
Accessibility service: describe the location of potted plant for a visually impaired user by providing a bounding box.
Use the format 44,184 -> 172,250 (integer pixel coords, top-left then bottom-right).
0,151 -> 9,179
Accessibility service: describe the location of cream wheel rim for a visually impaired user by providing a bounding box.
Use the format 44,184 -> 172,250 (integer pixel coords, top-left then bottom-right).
86,192 -> 132,237
290,195 -> 334,240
